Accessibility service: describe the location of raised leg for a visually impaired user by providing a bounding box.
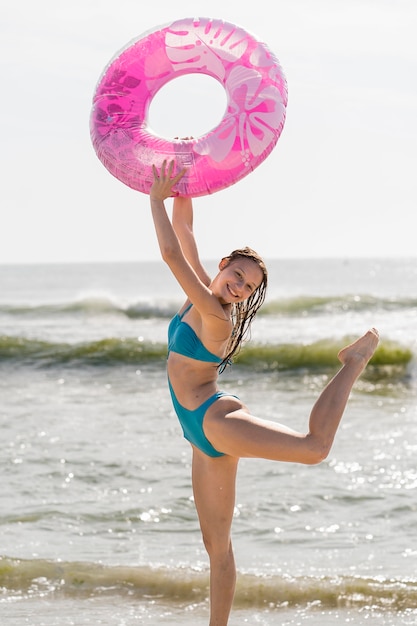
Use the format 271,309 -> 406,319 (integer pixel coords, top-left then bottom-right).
204,328 -> 380,463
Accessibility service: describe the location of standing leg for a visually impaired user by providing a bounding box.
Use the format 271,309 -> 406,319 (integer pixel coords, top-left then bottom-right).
192,449 -> 239,626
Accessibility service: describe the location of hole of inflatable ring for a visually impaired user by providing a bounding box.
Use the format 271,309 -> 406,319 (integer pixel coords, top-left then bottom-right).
148,74 -> 227,140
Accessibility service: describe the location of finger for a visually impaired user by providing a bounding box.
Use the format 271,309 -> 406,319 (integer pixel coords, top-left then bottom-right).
167,160 -> 175,176
172,167 -> 187,185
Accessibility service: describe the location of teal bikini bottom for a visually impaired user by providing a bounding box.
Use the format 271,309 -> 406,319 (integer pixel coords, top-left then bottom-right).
168,380 -> 238,458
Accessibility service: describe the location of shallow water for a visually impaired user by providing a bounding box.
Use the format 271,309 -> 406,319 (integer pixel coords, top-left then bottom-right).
1,258 -> 416,624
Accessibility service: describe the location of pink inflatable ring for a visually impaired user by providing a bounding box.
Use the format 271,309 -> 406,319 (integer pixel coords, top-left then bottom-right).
90,17 -> 288,197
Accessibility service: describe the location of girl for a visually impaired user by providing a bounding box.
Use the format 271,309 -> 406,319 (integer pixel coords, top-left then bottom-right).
149,160 -> 379,626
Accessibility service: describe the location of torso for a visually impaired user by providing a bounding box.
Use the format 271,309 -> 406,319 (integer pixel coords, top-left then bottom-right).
167,303 -> 229,410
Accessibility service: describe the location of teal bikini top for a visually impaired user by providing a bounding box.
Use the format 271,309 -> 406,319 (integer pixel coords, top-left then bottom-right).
168,303 -> 223,364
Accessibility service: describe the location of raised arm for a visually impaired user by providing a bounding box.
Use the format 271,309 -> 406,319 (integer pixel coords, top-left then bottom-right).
149,161 -> 228,324
149,161 -> 185,263
172,196 -> 211,287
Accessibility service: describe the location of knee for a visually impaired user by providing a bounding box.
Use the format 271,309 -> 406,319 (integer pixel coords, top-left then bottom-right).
306,449 -> 328,465
201,531 -> 232,560
303,435 -> 332,465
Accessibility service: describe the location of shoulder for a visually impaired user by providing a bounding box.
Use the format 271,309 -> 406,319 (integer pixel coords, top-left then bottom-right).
200,303 -> 233,343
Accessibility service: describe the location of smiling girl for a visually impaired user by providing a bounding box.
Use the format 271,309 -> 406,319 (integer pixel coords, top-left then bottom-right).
149,160 -> 379,626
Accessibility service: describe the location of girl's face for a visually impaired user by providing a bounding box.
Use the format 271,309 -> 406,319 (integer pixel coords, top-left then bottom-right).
214,258 -> 264,304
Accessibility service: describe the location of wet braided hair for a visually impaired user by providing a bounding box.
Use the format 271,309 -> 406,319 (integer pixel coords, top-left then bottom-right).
218,247 -> 268,372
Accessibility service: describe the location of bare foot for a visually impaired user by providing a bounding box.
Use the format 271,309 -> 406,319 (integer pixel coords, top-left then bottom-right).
338,328 -> 379,368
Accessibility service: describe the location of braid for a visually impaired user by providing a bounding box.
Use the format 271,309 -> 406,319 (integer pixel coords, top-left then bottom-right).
218,247 -> 268,372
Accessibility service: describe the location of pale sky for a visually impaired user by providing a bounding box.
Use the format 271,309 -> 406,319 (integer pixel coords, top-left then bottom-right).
1,0 -> 416,263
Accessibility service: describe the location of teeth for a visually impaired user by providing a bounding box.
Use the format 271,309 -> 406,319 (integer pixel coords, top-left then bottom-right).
227,284 -> 239,299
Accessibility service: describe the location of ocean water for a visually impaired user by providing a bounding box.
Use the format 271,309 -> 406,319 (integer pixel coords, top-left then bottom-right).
0,257 -> 416,625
